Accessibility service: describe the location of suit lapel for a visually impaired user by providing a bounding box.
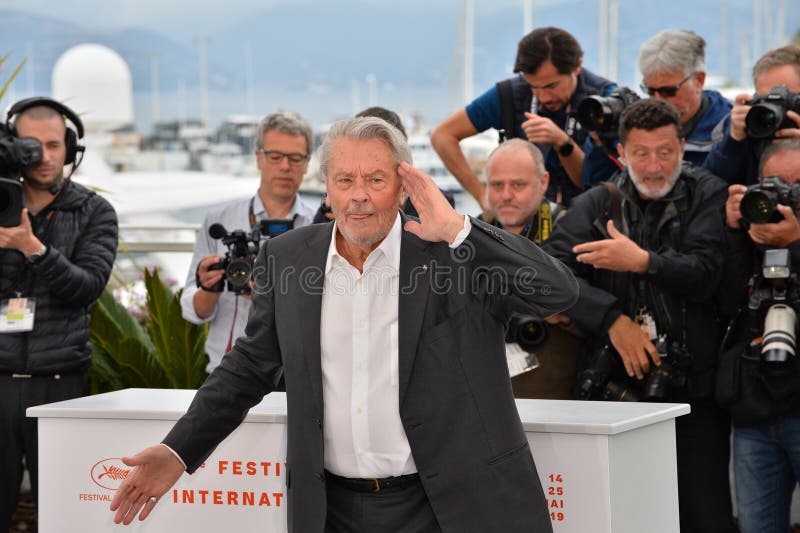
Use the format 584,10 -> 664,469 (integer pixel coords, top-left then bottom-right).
293,224 -> 332,414
398,220 -> 432,406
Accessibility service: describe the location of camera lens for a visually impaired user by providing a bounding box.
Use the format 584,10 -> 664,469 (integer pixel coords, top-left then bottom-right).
740,190 -> 778,224
746,104 -> 784,139
602,381 -> 640,402
512,319 -> 548,352
576,98 -> 609,131
762,304 -> 797,364
226,259 -> 253,292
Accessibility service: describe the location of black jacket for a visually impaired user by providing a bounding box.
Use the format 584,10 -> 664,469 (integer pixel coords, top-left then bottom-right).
542,164 -> 728,397
716,229 -> 800,424
0,180 -> 118,374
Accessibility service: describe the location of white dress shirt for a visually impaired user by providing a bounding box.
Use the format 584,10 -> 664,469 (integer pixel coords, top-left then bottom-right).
320,215 -> 415,478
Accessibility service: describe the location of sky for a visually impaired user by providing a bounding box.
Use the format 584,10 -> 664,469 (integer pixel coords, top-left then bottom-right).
2,0 -> 555,44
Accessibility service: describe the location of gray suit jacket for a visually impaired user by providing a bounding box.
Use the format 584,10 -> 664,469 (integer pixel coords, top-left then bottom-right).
164,215 -> 578,532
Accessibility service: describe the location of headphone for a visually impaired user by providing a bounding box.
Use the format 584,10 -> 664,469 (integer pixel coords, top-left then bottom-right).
6,96 -> 85,167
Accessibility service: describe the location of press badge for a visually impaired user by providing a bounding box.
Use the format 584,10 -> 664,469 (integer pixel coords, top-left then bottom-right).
506,342 -> 540,378
635,306 -> 658,341
0,298 -> 35,333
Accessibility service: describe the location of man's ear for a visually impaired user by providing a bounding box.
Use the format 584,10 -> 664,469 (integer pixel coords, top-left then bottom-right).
616,143 -> 626,164
540,171 -> 550,192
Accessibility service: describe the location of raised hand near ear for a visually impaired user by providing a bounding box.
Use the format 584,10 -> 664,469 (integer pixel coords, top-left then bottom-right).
572,220 -> 650,273
399,162 -> 466,245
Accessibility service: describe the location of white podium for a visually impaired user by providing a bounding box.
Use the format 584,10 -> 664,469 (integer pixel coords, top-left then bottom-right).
28,389 -> 688,533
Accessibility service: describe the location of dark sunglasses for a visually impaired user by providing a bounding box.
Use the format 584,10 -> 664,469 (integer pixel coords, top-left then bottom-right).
640,72 -> 695,98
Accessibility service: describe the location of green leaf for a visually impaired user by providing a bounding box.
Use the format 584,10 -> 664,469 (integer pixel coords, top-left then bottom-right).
144,268 -> 209,389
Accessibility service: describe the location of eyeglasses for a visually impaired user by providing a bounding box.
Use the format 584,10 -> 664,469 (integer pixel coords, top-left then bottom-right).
259,149 -> 308,166
640,73 -> 695,98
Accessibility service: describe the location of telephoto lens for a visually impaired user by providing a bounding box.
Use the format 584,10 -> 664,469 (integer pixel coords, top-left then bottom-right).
761,303 -> 797,364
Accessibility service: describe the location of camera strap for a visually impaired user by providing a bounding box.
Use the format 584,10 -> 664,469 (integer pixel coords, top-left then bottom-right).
226,295 -> 240,353
249,197 -> 256,227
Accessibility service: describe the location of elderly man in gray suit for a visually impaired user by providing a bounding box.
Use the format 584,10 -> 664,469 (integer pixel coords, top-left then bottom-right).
110,116 -> 578,533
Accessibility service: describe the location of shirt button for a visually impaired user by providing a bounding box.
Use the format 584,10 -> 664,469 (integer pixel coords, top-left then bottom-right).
355,320 -> 365,328
357,408 -> 363,414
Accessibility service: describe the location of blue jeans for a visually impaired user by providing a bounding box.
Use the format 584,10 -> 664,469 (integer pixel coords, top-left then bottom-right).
733,417 -> 800,533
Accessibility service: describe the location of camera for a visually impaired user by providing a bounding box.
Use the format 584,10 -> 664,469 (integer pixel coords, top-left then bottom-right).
202,217 -> 295,294
0,123 -> 43,227
747,248 -> 800,364
576,336 -> 690,402
574,344 -> 640,401
745,87 -> 800,139
505,315 -> 548,352
641,335 -> 692,401
740,176 -> 800,225
576,87 -> 640,144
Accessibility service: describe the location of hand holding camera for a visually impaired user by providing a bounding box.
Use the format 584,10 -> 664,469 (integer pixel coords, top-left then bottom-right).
607,314 -> 660,380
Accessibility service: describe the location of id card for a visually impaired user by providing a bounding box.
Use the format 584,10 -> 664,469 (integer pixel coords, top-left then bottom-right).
506,342 -> 540,378
0,298 -> 35,333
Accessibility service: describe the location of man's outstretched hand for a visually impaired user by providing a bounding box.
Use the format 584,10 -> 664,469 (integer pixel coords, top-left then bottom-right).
110,444 -> 185,525
399,162 -> 465,245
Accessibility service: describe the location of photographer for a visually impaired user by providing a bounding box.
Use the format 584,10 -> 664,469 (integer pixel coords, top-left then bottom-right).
704,45 -> 800,185
718,138 -> 800,533
181,110 -> 315,373
543,99 -> 735,532
432,27 -> 617,209
479,138 -> 581,398
637,30 -> 731,166
0,98 -> 117,530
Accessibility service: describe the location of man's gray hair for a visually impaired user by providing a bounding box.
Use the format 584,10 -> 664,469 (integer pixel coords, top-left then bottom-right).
759,138 -> 800,176
254,109 -> 314,153
318,117 -> 412,180
486,139 -> 546,179
638,30 -> 706,79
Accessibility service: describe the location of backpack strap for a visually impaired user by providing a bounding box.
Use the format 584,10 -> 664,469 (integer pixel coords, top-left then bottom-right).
496,79 -> 516,143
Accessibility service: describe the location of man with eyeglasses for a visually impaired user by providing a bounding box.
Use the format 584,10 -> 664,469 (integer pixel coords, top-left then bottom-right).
704,45 -> 800,187
432,26 -> 617,209
181,110 -> 316,373
637,29 -> 731,166
543,99 -> 736,533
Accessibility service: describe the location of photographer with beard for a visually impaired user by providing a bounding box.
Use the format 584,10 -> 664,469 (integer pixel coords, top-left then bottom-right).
717,138 -> 800,533
0,98 -> 117,530
543,99 -> 735,532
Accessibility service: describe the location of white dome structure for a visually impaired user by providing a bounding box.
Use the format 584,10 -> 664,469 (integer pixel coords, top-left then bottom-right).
52,43 -> 134,132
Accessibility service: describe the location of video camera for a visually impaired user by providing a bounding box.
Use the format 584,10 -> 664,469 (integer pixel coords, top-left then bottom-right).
575,335 -> 691,402
746,248 -> 800,364
576,87 -> 640,145
745,87 -> 800,139
740,176 -> 800,225
202,217 -> 295,294
0,123 -> 43,227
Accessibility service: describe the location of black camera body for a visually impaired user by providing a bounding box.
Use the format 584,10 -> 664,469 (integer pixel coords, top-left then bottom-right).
745,87 -> 800,139
204,217 -> 295,294
576,87 -> 641,144
746,248 -> 800,365
575,335 -> 691,402
740,176 -> 800,225
505,315 -> 548,353
0,123 -> 43,227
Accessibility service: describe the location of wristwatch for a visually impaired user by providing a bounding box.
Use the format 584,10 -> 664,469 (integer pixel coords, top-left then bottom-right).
558,139 -> 574,157
26,244 -> 48,264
